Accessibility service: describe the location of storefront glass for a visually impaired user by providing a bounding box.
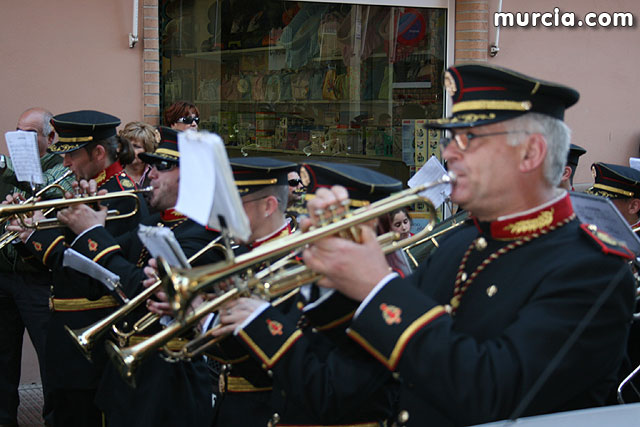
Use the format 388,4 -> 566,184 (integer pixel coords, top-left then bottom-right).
160,0 -> 447,182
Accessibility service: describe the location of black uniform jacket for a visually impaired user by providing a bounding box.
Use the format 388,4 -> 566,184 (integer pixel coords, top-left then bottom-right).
237,288 -> 399,426
345,193 -> 636,426
208,223 -> 301,427
23,162 -> 147,390
71,209 -> 225,427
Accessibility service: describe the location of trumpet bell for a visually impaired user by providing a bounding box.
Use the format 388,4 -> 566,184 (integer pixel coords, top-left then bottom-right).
105,340 -> 138,388
64,324 -> 94,362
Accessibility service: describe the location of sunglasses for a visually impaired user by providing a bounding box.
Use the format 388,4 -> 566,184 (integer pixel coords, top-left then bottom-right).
176,116 -> 200,125
152,160 -> 177,171
288,179 -> 303,187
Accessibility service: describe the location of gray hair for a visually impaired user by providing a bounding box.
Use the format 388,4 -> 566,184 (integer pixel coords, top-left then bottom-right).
504,112 -> 571,187
41,110 -> 53,137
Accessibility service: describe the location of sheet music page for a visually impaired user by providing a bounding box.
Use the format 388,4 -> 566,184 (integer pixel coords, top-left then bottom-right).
570,191 -> 640,256
63,248 -> 120,290
4,131 -> 44,184
407,155 -> 451,208
137,224 -> 190,269
175,130 -> 250,242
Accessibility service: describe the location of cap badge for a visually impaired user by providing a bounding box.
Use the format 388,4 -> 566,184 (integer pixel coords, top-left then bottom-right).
380,303 -> 402,325
444,71 -> 457,97
266,319 -> 283,336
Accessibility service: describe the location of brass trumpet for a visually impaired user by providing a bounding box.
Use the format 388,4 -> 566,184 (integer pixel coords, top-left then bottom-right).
64,234 -> 231,361
0,170 -> 73,250
0,186 -> 152,230
164,174 -> 454,320
106,174 -> 452,383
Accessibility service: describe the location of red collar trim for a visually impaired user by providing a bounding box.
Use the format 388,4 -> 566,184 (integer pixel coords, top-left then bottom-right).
161,209 -> 186,222
251,222 -> 292,249
475,193 -> 574,240
93,161 -> 124,187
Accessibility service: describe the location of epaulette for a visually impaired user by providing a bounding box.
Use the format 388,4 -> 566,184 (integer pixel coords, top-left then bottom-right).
115,172 -> 135,190
580,224 -> 634,260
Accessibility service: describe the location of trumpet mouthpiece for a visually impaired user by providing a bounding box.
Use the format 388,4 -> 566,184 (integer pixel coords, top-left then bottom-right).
445,172 -> 457,183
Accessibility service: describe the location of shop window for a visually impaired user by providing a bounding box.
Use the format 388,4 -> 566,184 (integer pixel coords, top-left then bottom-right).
160,0 -> 447,182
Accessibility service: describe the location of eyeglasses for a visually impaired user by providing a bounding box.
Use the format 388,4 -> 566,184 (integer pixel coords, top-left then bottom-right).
152,160 -> 177,172
440,130 -> 530,151
288,179 -> 303,187
176,116 -> 200,125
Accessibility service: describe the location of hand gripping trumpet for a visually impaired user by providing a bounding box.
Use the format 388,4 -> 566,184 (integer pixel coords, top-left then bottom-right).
0,185 -> 152,231
106,174 -> 454,383
64,234 -> 231,361
0,169 -> 72,250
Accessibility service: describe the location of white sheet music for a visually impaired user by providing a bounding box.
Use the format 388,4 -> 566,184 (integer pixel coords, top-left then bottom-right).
175,130 -> 251,242
137,224 -> 190,269
408,155 -> 451,208
4,131 -> 43,184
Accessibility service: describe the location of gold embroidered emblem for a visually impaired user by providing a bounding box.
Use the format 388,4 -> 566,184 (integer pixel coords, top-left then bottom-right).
266,319 -> 283,336
33,241 -> 42,251
120,178 -> 134,188
88,239 -> 98,252
94,170 -> 107,186
432,113 -> 497,125
595,230 -> 622,247
503,209 -> 554,235
380,303 -> 402,325
443,71 -> 457,96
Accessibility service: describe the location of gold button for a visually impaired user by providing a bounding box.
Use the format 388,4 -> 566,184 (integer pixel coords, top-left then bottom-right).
486,285 -> 498,297
461,272 -> 468,282
398,410 -> 410,424
475,237 -> 487,251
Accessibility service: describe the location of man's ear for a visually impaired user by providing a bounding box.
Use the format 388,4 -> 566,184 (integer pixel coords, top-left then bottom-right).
519,134 -> 547,173
47,131 -> 55,145
91,144 -> 106,162
628,198 -> 640,216
264,195 -> 279,217
561,166 -> 572,182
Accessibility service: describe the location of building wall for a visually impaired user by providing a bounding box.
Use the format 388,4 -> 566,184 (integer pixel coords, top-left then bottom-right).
482,0 -> 640,185
0,0 -> 145,154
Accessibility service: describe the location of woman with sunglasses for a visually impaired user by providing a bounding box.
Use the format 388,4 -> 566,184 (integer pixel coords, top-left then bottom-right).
163,100 -> 200,131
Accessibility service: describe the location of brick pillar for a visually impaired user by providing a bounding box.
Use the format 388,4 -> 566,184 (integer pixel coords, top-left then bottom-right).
454,0 -> 489,63
142,0 -> 160,126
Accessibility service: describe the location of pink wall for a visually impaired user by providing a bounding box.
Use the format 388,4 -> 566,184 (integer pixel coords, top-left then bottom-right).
486,0 -> 640,184
0,0 -> 143,154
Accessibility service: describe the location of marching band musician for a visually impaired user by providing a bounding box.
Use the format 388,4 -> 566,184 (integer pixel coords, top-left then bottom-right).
250,65 -> 634,425
53,127 -> 226,427
7,110 -> 148,427
191,157 -> 296,426
0,107 -> 74,427
587,162 -> 640,229
586,162 -> 640,400
558,144 -> 586,191
213,161 -> 406,426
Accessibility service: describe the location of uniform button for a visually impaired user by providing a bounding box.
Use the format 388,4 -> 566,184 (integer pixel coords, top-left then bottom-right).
475,237 -> 487,251
397,410 -> 410,424
461,272 -> 468,282
267,370 -> 273,378
261,363 -> 267,370
392,372 -> 401,380
311,327 -> 318,334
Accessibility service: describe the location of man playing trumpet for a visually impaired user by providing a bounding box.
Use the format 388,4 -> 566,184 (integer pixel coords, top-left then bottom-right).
214,65 -> 637,425
7,110 -> 147,427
